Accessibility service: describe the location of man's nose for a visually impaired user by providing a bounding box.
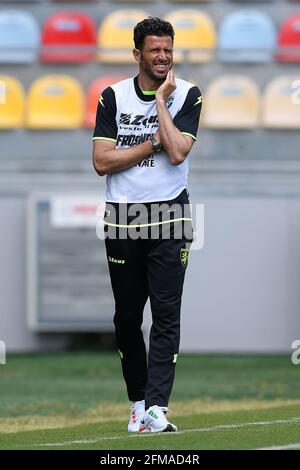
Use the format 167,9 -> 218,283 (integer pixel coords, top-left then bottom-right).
157,50 -> 167,61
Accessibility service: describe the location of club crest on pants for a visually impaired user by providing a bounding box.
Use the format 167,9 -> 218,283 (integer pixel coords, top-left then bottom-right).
180,248 -> 189,268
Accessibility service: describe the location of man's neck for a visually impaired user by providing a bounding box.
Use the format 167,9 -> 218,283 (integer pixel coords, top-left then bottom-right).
137,74 -> 163,93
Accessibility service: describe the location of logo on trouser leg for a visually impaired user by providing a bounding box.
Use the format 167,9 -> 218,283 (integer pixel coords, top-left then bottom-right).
109,256 -> 126,264
180,248 -> 189,268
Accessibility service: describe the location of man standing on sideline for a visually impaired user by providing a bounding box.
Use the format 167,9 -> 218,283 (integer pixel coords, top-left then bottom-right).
93,17 -> 202,433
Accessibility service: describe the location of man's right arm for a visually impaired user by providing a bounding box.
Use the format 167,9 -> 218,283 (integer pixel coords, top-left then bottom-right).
92,86 -> 155,176
93,139 -> 154,176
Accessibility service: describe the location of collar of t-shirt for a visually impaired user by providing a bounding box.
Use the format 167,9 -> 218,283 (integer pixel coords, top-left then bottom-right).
134,75 -> 158,102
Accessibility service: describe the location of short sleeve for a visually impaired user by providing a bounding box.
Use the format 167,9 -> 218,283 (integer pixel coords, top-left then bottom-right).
92,86 -> 118,142
173,86 -> 202,141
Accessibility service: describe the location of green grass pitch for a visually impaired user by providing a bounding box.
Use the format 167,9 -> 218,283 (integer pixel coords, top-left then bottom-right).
0,353 -> 300,450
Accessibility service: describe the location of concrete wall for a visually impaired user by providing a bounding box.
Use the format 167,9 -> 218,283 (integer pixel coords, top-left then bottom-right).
0,196 -> 69,352
179,194 -> 300,352
1,187 -> 300,353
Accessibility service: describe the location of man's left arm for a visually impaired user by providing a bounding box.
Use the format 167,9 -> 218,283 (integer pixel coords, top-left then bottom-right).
156,70 -> 202,165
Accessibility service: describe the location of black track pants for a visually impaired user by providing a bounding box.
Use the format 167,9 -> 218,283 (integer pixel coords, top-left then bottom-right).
104,189 -> 193,409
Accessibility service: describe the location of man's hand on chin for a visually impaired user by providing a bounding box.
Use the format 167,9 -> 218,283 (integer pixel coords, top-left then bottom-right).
156,69 -> 176,103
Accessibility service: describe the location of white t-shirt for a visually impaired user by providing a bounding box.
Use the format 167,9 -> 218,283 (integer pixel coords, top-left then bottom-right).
93,76 -> 202,203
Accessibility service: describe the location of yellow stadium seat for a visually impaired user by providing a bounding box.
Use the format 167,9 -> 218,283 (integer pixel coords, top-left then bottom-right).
169,0 -> 214,2
98,10 -> 149,63
26,75 -> 84,129
262,76 -> 300,129
203,76 -> 260,129
164,10 -> 216,63
0,75 -> 25,128
110,0 -> 152,2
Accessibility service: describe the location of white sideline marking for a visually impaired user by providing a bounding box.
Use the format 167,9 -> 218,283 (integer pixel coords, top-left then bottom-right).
38,416 -> 300,447
256,443 -> 300,450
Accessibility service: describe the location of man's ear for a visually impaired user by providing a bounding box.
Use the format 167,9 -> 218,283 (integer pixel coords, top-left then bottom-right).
133,48 -> 141,62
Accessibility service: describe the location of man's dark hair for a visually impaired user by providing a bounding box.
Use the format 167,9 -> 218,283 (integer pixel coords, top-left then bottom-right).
134,17 -> 174,50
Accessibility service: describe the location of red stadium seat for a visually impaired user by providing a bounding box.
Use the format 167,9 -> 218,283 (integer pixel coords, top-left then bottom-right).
276,13 -> 300,62
40,11 -> 96,63
85,75 -> 127,128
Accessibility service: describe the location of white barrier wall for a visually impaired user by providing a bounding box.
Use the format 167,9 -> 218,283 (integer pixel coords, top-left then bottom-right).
0,197 -> 69,352
1,193 -> 300,353
180,195 -> 300,352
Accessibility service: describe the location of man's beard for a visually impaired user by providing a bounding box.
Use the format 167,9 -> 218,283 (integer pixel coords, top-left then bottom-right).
140,61 -> 168,83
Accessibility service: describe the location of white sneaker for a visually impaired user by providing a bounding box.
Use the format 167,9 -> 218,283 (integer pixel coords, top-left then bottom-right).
128,400 -> 145,432
139,405 -> 178,433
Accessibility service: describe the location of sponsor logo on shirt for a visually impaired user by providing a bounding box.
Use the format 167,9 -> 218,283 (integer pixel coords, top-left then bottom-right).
119,113 -> 159,129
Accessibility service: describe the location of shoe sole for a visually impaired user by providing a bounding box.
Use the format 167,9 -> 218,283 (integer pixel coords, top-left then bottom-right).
162,424 -> 177,432
139,424 -> 178,433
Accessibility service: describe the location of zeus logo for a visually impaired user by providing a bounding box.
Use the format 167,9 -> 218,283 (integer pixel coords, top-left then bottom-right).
119,113 -> 132,125
119,114 -> 159,127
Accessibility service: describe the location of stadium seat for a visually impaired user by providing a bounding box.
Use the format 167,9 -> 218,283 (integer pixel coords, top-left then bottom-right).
85,75 -> 127,128
276,14 -> 300,62
164,10 -> 216,63
218,10 -> 276,63
0,76 -> 25,129
229,0 -> 275,2
203,75 -> 260,129
0,0 -> 42,2
52,1 -> 96,3
98,10 -> 149,63
262,76 -> 300,129
0,10 -> 40,63
40,12 -> 96,63
109,0 -> 152,3
167,0 -> 214,2
26,75 -> 84,129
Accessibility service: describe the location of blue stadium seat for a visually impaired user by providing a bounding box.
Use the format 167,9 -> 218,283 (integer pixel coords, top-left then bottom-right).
0,10 -> 40,63
218,10 -> 276,63
0,1 -> 42,2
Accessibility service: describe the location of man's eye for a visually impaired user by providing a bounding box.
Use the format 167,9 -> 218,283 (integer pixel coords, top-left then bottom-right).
151,49 -> 173,54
